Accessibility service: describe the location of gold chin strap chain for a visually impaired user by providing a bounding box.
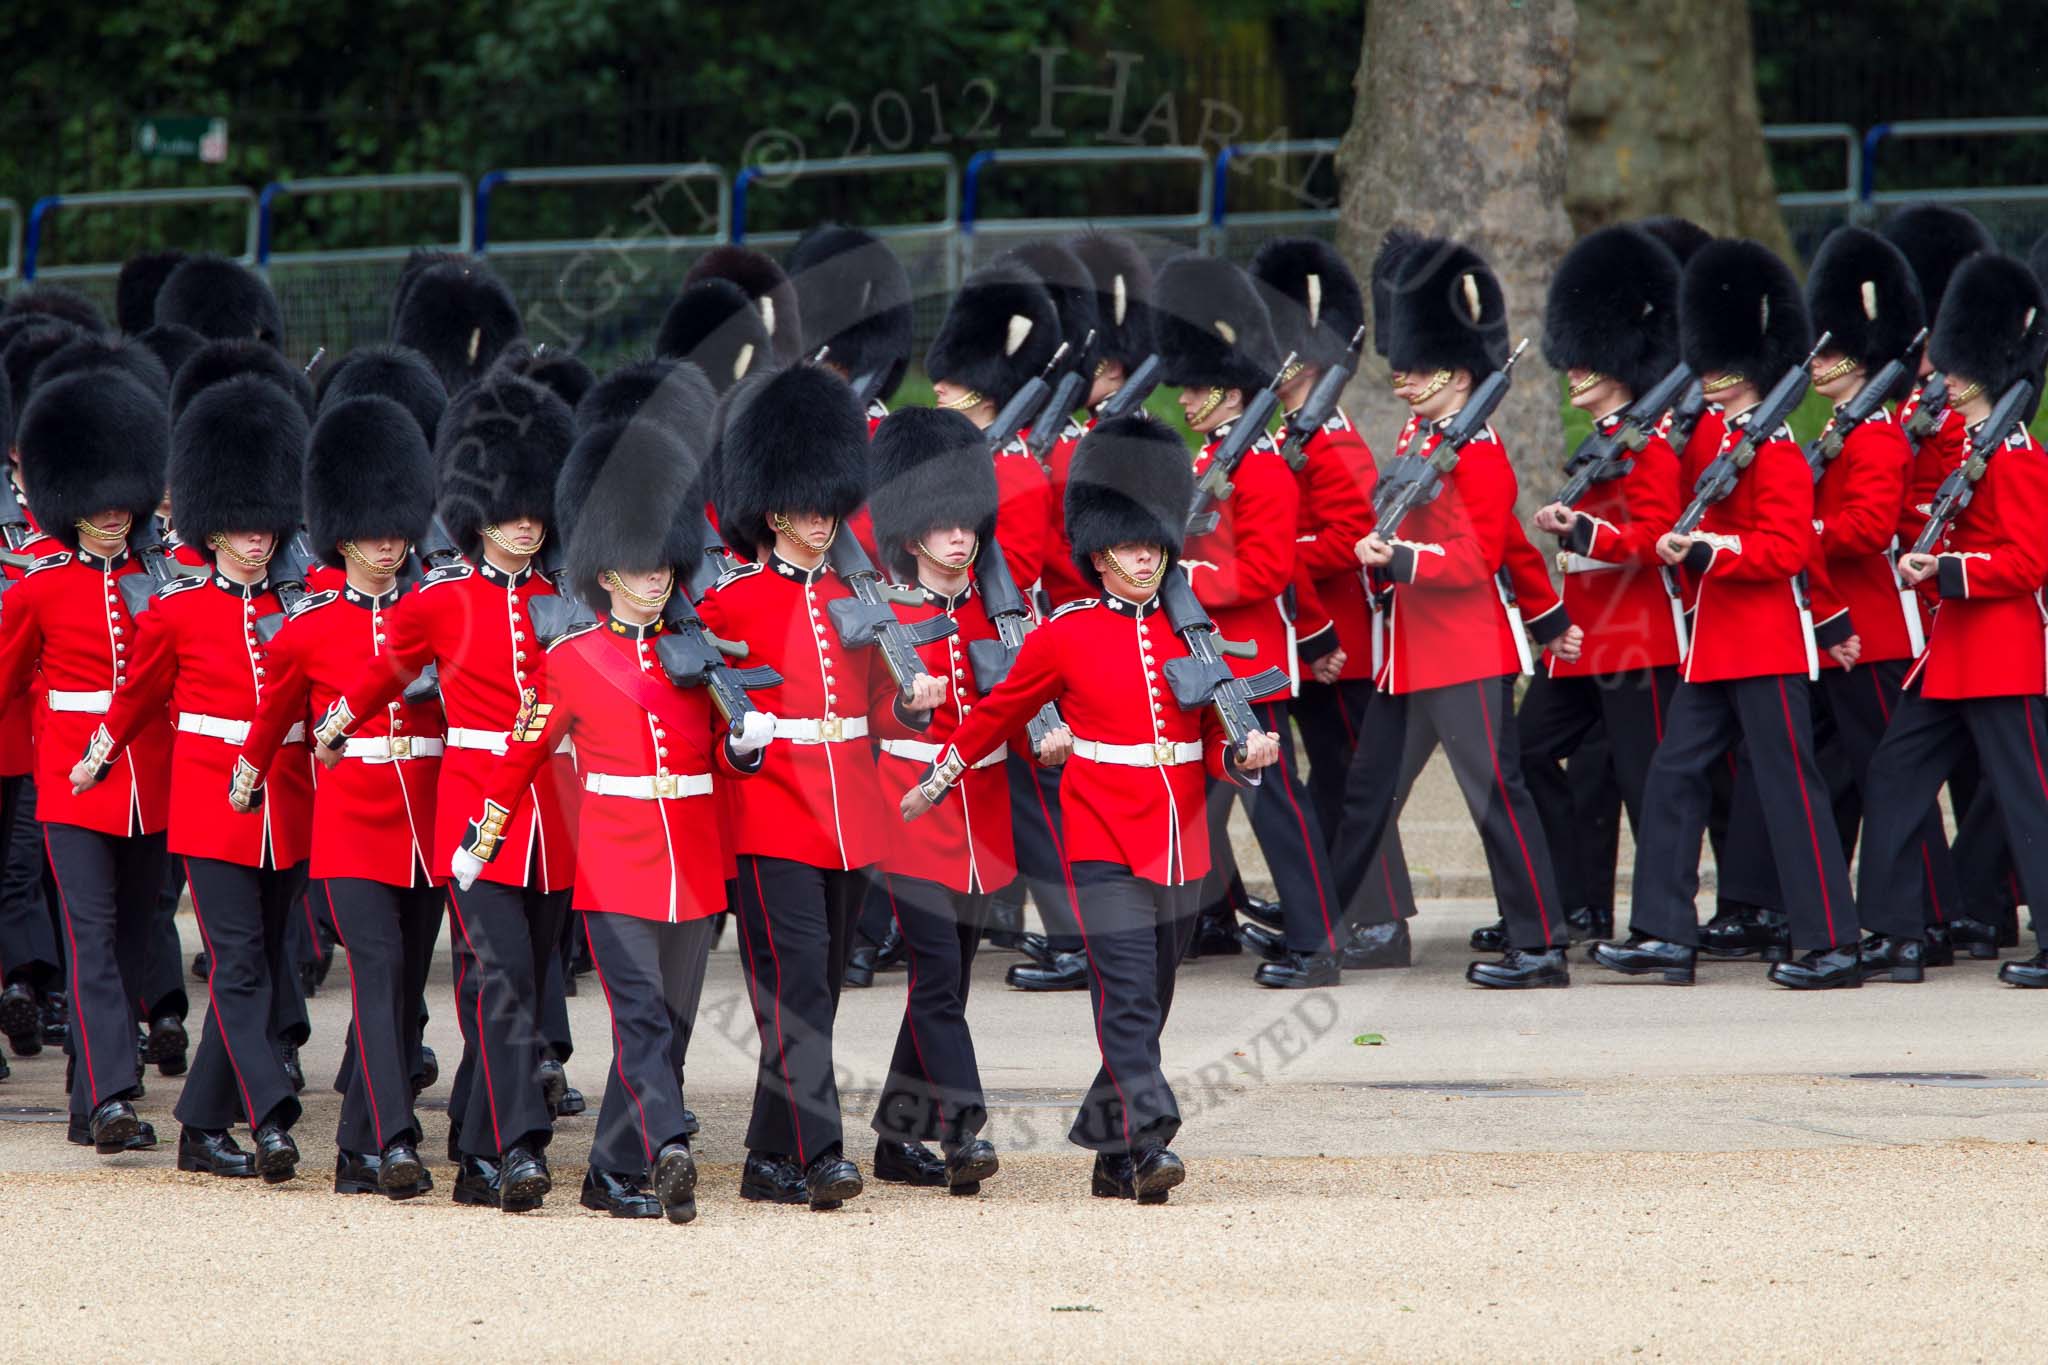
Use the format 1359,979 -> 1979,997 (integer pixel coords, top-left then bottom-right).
209,533 -> 274,568
1190,387 -> 1226,425
1701,373 -> 1746,395
340,540 -> 405,575
1279,360 -> 1306,386
914,536 -> 978,570
771,513 -> 838,555
937,388 -> 985,412
1413,369 -> 1453,404
1567,371 -> 1603,398
1814,355 -> 1859,385
1949,379 -> 1984,405
1104,546 -> 1166,591
76,514 -> 133,544
603,568 -> 675,611
1093,358 -> 1112,379
483,523 -> 545,556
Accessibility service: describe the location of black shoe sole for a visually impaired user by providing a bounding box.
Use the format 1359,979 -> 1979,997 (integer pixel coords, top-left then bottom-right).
1862,965 -> 1926,983
499,1168 -> 551,1208
1766,972 -> 1863,991
581,1191 -> 663,1218
738,1178 -> 808,1206
1132,1159 -> 1184,1201
91,1112 -> 141,1155
655,1148 -> 698,1224
1591,954 -> 1695,985
1004,973 -> 1088,992
1466,967 -> 1571,989
947,1151 -> 999,1191
1998,968 -> 2048,988
452,1181 -> 496,1208
176,1152 -> 258,1178
842,968 -> 875,989
256,1144 -> 299,1183
380,1154 -> 425,1192
872,1159 -> 947,1187
808,1172 -> 863,1208
0,993 -> 40,1052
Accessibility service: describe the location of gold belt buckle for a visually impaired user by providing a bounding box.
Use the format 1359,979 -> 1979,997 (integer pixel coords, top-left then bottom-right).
1556,549 -> 1571,575
817,716 -> 843,743
388,735 -> 412,759
652,772 -> 679,799
1152,740 -> 1175,767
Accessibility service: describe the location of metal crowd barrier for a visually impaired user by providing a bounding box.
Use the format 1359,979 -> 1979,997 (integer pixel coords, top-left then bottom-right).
1209,139 -> 1341,262
1860,118 -> 2048,251
20,186 -> 259,282
1763,122 -> 1862,258
959,145 -> 1211,270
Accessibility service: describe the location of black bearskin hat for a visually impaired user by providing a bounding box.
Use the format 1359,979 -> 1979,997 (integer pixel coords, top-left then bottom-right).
867,407 -> 999,581
487,343 -> 595,413
170,337 -> 316,423
389,249 -> 470,329
154,255 -> 285,349
116,250 -> 189,335
389,259 -> 522,396
1928,253 -> 2048,417
435,374 -> 577,561
316,344 -> 447,446
996,240 -> 1100,380
170,373 -> 307,547
574,357 -> 719,450
1542,226 -> 1683,398
1804,226 -> 1925,385
1065,413 -> 1195,584
1066,230 -> 1155,373
5,284 -> 109,335
3,319 -> 84,411
1252,237 -> 1367,371
19,371 -> 168,552
925,260 -> 1062,407
1680,239 -> 1812,384
136,324 -> 207,394
304,396 -> 436,568
656,279 -> 773,395
1370,229 -> 1424,359
561,418 -> 705,611
1634,217 -> 1714,265
784,224 -> 915,403
30,334 -> 169,403
685,246 -> 804,365
713,364 -> 867,560
1384,236 -> 1510,377
555,364 -> 717,552
1881,205 -> 1994,326
1154,255 -> 1279,393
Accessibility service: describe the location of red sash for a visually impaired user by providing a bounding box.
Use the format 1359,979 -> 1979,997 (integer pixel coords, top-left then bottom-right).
568,629 -> 712,766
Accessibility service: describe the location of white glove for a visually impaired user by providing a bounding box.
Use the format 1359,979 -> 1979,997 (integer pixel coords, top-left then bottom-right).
731,710 -> 776,756
450,847 -> 486,892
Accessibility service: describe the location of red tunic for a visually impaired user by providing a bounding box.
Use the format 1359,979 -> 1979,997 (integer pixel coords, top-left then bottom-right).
0,485 -> 52,778
695,555 -> 914,872
238,582 -> 445,886
1897,382 -> 1966,549
1184,423 -> 1301,703
873,580 -> 1016,894
479,617 -> 753,920
936,593 -> 1242,886
332,559 -> 577,891
1813,407 -> 1922,666
1549,417 -> 1686,677
992,433 -> 1051,593
1039,415 -> 1095,610
0,547 -> 172,836
1905,426 -> 2048,701
1291,408 -> 1379,682
100,573 -> 313,867
1679,413 -> 1820,685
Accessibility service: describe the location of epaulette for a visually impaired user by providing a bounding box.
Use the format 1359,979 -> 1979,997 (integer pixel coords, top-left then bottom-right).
420,562 -> 474,590
288,589 -> 338,618
1322,410 -> 1352,434
866,398 -> 890,421
998,437 -> 1030,458
157,575 -> 207,599
713,561 -> 763,589
2007,428 -> 2033,450
24,551 -> 69,576
1049,597 -> 1099,620
1060,417 -> 1087,442
547,621 -> 601,651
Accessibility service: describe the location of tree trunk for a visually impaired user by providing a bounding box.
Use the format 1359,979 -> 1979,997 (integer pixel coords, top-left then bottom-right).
1564,0 -> 1791,254
1335,0 -> 1579,500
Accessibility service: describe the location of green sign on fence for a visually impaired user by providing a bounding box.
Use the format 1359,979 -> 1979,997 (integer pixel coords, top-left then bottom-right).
135,117 -> 229,164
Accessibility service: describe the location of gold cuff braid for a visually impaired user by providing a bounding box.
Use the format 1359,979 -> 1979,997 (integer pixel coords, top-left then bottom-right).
918,748 -> 968,804
313,699 -> 355,750
229,756 -> 263,811
464,799 -> 513,862
81,725 -> 117,775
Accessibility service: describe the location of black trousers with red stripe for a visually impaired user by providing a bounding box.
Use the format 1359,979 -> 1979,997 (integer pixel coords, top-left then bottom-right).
445,880 -> 570,1158
324,878 -> 442,1154
731,855 -> 865,1166
1857,691 -> 2048,946
581,908 -> 716,1177
142,859 -> 188,1023
0,775 -> 59,990
1630,675 -> 1860,951
871,874 -> 990,1147
1067,861 -> 1200,1154
1198,699 -> 1344,955
177,857 -> 306,1133
1004,753 -> 1084,953
1295,678 -> 1419,928
44,824 -> 165,1119
1823,660 -> 1961,925
1332,676 -> 1567,950
1519,667 -> 1679,916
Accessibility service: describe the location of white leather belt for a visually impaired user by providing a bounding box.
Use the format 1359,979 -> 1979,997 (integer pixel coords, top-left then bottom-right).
47,690 -> 112,714
1559,553 -> 1625,575
583,771 -> 713,800
880,738 -> 1006,769
341,735 -> 445,762
178,712 -> 304,745
445,726 -> 509,754
774,715 -> 869,744
1073,737 -> 1202,768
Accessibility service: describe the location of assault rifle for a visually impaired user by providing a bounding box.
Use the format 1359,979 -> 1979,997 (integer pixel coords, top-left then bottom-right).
1910,379 -> 2037,555
1550,362 -> 1696,508
1275,327 -> 1368,472
1185,351 -> 1296,537
1095,353 -> 1163,423
1803,328 -> 1927,481
1902,370 -> 1951,455
1023,330 -> 1095,467
825,532 -> 957,706
1663,377 -> 1708,456
1372,339 -> 1531,540
1156,570 -> 1286,781
1672,333 -> 1832,535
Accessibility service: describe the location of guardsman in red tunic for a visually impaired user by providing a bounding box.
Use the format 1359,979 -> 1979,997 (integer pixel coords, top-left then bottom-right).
235,395 -> 448,1197
1250,236 -> 1422,970
0,369 -> 173,1152
454,408 -> 774,1223
322,371 -> 581,1212
1147,254 -> 1349,989
1592,240 -> 1865,990
699,364 -> 946,1210
1338,236 -> 1572,988
74,372 -> 311,1181
862,407 -> 1012,1193
1520,226 -> 1689,947
899,415 -> 1280,1202
1859,254 -> 2048,986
